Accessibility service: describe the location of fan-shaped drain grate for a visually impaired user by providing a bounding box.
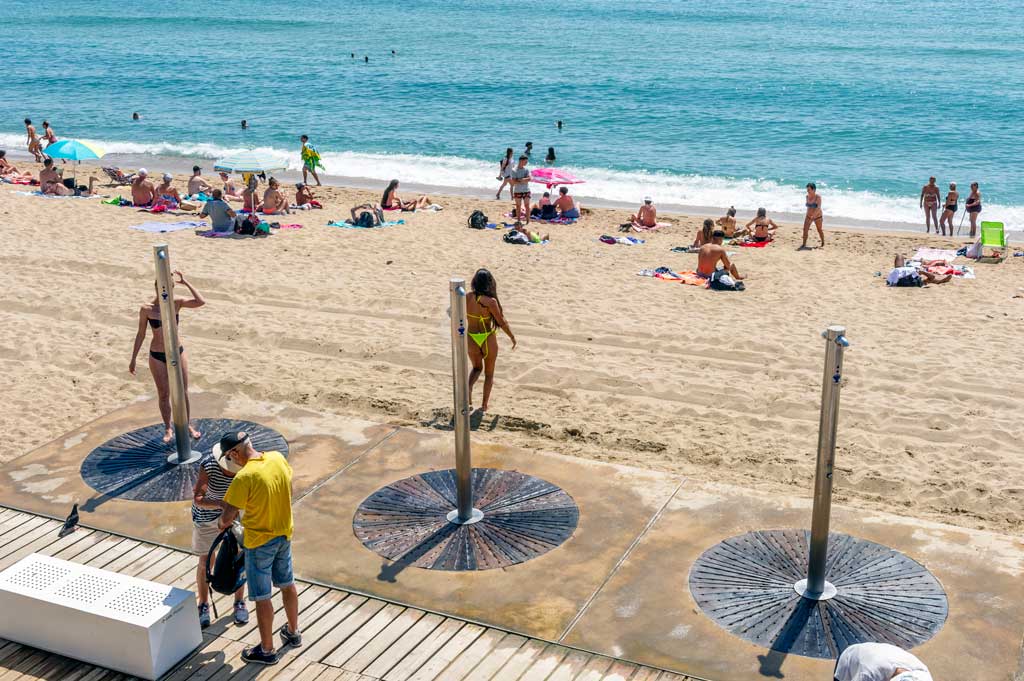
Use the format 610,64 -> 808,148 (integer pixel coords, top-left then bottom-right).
353,468 -> 579,571
81,418 -> 288,502
688,529 -> 947,659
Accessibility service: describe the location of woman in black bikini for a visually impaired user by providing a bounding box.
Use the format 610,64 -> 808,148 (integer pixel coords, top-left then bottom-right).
939,182 -> 958,237
802,182 -> 824,249
129,270 -> 205,443
965,182 -> 982,238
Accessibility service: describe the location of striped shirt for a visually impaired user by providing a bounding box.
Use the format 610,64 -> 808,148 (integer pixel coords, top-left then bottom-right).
191,454 -> 233,525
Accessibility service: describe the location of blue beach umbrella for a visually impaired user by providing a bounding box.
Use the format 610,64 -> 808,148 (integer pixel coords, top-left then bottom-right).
213,150 -> 285,174
43,139 -> 105,184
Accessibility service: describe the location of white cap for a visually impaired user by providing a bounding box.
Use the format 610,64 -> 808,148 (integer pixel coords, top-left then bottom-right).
643,195 -> 653,202
162,173 -> 172,181
138,168 -> 148,176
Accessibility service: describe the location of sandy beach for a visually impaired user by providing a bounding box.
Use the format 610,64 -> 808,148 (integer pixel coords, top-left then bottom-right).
1,162 -> 1021,537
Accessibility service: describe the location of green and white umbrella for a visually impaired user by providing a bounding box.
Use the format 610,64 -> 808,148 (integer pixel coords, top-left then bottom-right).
213,150 -> 285,174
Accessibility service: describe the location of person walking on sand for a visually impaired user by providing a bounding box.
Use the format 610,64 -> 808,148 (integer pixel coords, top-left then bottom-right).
920,176 -> 941,233
24,118 -> 43,162
466,269 -> 516,412
509,155 -> 532,223
496,147 -> 514,199
300,135 -> 323,186
802,182 -> 824,249
939,182 -> 958,237
128,270 -> 205,443
205,432 -> 301,666
189,446 -> 247,629
965,182 -> 982,237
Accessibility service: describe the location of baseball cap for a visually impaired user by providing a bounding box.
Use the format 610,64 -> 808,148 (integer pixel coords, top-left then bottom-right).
211,432 -> 248,473
162,173 -> 172,181
138,168 -> 148,176
643,195 -> 652,203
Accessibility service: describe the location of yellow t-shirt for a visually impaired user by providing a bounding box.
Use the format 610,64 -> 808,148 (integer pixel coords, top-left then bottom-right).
223,451 -> 293,549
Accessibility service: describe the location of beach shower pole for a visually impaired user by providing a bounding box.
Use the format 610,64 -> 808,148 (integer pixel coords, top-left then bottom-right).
153,245 -> 201,466
795,325 -> 849,601
447,278 -> 483,525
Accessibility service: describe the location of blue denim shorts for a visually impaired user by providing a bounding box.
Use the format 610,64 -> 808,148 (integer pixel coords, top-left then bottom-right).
244,535 -> 294,602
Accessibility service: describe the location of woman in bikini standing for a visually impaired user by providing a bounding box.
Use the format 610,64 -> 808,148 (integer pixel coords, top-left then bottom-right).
466,269 -> 516,412
965,182 -> 982,238
802,182 -> 824,249
939,182 -> 958,237
129,271 -> 205,443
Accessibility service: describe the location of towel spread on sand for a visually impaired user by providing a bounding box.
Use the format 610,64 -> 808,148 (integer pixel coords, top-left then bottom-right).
637,267 -> 709,287
327,219 -> 405,228
599,235 -> 644,245
737,238 -> 773,248
913,247 -> 958,263
925,263 -> 975,279
131,221 -> 208,233
631,222 -> 670,232
196,230 -> 269,239
277,224 -> 303,229
15,191 -> 98,199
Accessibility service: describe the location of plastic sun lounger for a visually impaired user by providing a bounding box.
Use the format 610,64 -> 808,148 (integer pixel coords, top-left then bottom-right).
979,221 -> 1008,262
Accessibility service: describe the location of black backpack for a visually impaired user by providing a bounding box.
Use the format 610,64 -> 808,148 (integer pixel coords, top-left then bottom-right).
235,214 -> 259,235
467,210 -> 488,230
206,527 -> 245,611
708,270 -> 746,291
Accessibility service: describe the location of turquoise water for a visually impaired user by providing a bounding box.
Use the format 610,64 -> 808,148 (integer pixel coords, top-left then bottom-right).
2,0 -> 1022,226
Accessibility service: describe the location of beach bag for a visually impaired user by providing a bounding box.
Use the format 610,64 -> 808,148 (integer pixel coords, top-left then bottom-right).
355,211 -> 375,228
894,273 -> 923,287
206,527 -> 245,597
965,239 -> 982,259
709,270 -> 745,291
467,210 -> 488,230
503,231 -> 530,245
235,214 -> 259,235
540,204 -> 557,220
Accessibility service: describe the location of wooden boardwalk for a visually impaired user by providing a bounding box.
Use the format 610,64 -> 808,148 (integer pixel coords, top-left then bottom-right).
0,507 -> 697,681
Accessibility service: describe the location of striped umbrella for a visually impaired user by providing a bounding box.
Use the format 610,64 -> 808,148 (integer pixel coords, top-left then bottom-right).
42,139 -> 105,184
213,150 -> 286,174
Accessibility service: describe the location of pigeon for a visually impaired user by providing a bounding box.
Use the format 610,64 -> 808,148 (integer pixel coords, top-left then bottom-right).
58,503 -> 79,538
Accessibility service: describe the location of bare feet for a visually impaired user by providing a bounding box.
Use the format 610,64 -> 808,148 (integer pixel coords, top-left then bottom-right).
163,427 -> 173,444
189,425 -> 202,439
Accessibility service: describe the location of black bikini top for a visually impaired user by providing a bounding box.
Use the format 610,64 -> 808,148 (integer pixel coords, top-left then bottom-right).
148,314 -> 180,329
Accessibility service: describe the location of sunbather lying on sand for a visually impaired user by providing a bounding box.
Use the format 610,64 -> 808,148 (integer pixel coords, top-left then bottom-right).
514,222 -> 550,243
347,203 -> 385,226
887,254 -> 952,286
41,176 -> 99,197
0,151 -> 20,176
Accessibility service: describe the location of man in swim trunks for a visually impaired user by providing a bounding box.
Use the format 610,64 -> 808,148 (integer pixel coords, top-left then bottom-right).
132,168 -> 157,207
553,186 -> 580,219
300,135 -> 323,186
509,155 -> 532,224
631,196 -> 658,229
187,166 -> 214,197
920,176 -> 941,234
697,231 -> 745,281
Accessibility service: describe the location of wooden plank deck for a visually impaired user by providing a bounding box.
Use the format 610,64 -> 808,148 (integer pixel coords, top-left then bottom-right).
0,507 -> 700,681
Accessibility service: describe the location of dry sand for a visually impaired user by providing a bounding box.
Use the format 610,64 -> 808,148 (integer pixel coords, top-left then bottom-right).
1,162 -> 1021,536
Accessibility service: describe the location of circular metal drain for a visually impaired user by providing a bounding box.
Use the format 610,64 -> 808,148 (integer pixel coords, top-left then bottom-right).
353,468 -> 578,571
81,418 -> 288,502
688,529 -> 947,659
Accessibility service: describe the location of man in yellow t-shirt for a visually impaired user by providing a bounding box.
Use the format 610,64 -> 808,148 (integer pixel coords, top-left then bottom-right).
208,432 -> 301,666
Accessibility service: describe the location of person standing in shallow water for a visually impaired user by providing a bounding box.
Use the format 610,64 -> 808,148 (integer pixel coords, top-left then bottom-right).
802,182 -> 824,249
466,269 -> 516,412
129,271 -> 205,443
920,176 -> 940,233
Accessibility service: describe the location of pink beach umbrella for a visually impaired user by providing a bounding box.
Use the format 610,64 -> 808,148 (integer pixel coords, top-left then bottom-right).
530,167 -> 584,189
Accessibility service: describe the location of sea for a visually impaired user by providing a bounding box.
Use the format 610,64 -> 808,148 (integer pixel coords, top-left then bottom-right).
2,0 -> 1022,231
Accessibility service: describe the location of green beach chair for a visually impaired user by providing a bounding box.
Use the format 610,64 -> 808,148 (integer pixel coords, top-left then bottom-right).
978,221 -> 1008,262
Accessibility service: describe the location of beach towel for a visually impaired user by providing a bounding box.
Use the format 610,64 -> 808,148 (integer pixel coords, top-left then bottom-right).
130,221 -> 207,233
637,267 -> 709,287
599,235 -> 644,245
631,222 -> 670,233
926,263 -> 975,279
737,238 -> 773,248
913,247 -> 958,263
328,219 -> 405,228
277,223 -> 303,229
15,191 -> 97,199
1,175 -> 36,185
503,212 -> 576,224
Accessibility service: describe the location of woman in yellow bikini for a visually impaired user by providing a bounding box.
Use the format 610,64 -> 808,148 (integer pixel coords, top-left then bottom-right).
466,269 -> 516,412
